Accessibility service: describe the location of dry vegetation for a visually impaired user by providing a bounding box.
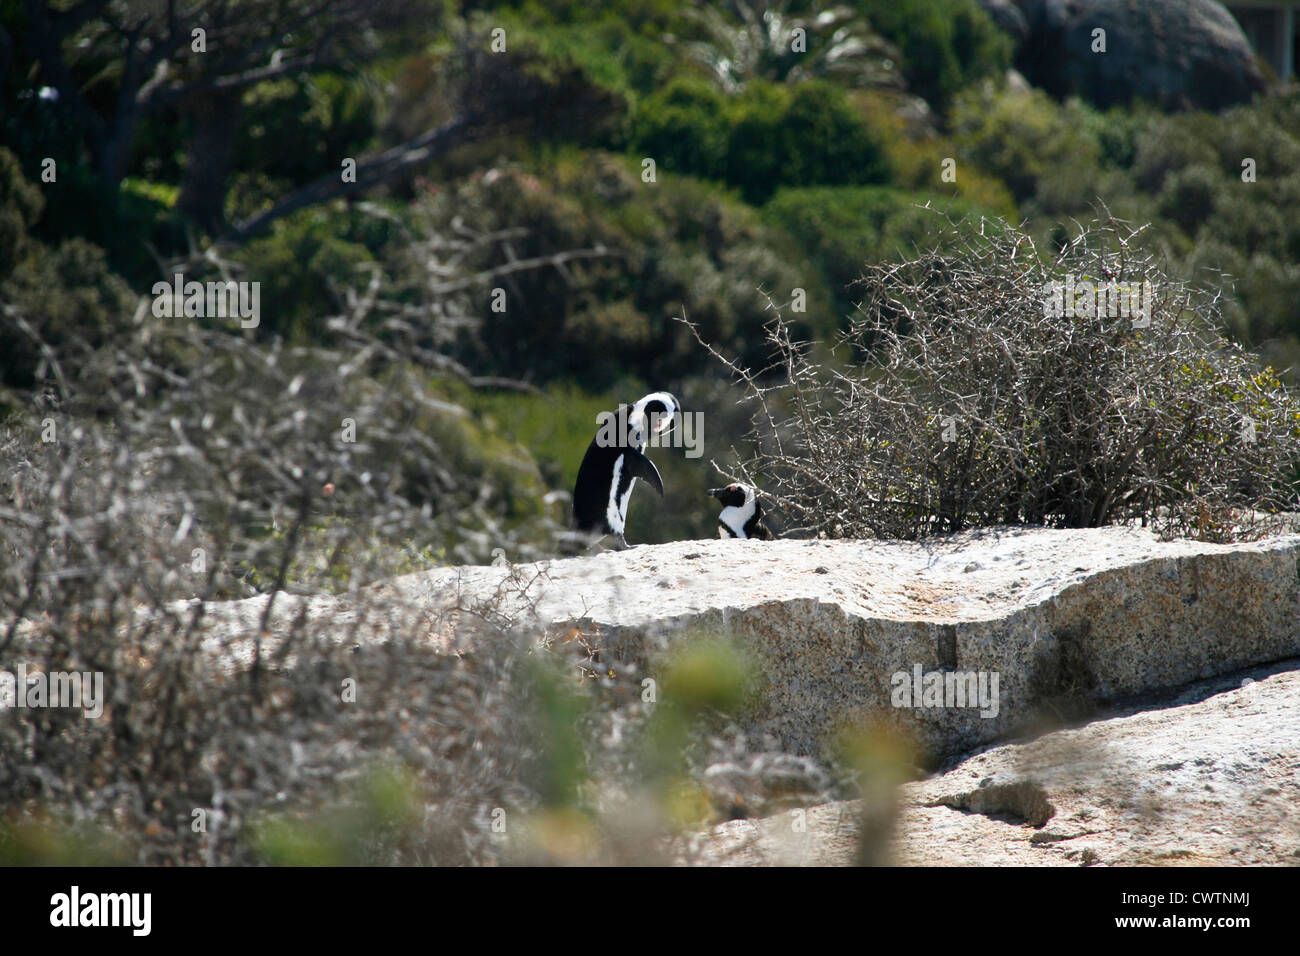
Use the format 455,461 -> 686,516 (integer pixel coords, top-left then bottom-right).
0,284 -> 861,863
685,211 -> 1300,541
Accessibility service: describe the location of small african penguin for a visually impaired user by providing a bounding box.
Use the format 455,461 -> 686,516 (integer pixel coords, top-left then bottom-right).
709,483 -> 772,540
572,391 -> 679,549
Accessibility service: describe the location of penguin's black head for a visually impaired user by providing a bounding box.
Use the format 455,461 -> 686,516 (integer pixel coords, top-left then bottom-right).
630,391 -> 679,442
708,483 -> 751,509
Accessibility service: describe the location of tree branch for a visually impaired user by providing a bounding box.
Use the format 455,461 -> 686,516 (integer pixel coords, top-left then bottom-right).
217,113 -> 480,246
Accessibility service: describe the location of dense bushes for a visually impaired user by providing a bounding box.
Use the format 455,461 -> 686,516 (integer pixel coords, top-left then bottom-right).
950,83 -> 1105,210
692,214 -> 1300,540
629,78 -> 890,203
0,149 -> 136,392
762,185 -> 993,317
339,152 -> 832,387
1130,89 -> 1300,375
857,0 -> 1012,111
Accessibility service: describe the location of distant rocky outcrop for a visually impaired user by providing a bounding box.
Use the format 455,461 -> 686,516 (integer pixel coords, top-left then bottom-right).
979,0 -> 1268,111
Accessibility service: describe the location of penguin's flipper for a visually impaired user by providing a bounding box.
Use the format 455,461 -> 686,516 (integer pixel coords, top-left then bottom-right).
625,450 -> 664,496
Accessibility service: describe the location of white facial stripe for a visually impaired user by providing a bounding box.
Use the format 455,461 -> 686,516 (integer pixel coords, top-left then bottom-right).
632,391 -> 678,440
632,391 -> 677,417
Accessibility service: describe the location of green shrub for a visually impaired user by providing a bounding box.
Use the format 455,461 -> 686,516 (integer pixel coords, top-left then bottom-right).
763,185 -> 991,316
404,153 -> 829,387
726,81 -> 890,203
1157,164 -> 1221,236
0,148 -> 44,279
1,233 -> 135,393
951,85 -> 1102,211
627,78 -> 731,181
857,0 -> 1012,111
232,206 -> 391,341
630,79 -> 890,203
851,90 -> 1018,215
1131,114 -> 1221,193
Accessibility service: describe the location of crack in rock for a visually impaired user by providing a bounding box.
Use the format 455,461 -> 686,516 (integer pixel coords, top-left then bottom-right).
930,778 -> 1056,827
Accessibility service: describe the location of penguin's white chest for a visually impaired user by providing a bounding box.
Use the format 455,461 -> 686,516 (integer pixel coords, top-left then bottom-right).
606,454 -> 636,534
718,501 -> 755,539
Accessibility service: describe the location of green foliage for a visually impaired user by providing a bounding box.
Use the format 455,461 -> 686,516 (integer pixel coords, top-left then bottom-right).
1131,113 -> 1222,193
627,78 -> 731,180
473,0 -> 689,37
727,81 -> 891,203
0,152 -> 136,389
524,654 -> 593,809
673,0 -> 903,94
231,206 -> 389,341
1157,164 -> 1220,235
1073,101 -> 1150,172
638,637 -> 753,799
254,765 -> 427,866
1126,89 -> 1300,375
0,814 -> 132,866
0,147 -> 44,279
856,0 -> 1012,111
630,78 -> 890,203
951,84 -> 1103,211
850,89 -> 1018,216
494,16 -> 678,105
409,151 -> 830,387
227,74 -> 380,221
763,185 -> 992,316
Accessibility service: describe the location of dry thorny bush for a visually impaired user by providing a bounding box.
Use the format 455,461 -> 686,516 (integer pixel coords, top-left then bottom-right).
0,220 -> 852,864
684,211 -> 1300,541
0,228 -> 579,861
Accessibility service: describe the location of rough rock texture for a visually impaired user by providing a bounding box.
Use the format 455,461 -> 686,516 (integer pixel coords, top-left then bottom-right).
695,660 -> 1300,866
986,0 -> 1267,111
197,525 -> 1300,763
450,525 -> 1297,761
977,0 -> 1029,43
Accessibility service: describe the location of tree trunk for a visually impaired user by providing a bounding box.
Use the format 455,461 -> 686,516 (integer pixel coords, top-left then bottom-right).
176,91 -> 242,234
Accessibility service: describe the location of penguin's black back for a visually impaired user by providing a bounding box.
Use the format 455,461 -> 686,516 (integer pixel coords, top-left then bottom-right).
573,437 -> 624,533
745,510 -> 773,539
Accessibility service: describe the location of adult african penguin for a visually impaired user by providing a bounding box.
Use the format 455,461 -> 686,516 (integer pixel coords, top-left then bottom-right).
572,391 -> 679,549
709,483 -> 772,540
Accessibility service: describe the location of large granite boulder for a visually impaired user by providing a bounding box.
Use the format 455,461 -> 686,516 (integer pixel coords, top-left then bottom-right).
199,525 -> 1300,763
697,659 -> 1300,865
980,0 -> 1268,111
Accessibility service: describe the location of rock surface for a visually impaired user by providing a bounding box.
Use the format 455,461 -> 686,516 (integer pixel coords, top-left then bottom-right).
985,0 -> 1267,111
197,525 -> 1300,763
433,525 -> 1298,761
694,659 -> 1300,866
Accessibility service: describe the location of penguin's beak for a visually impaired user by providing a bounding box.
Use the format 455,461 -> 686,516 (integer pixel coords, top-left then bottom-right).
707,487 -> 725,499
654,412 -> 676,435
